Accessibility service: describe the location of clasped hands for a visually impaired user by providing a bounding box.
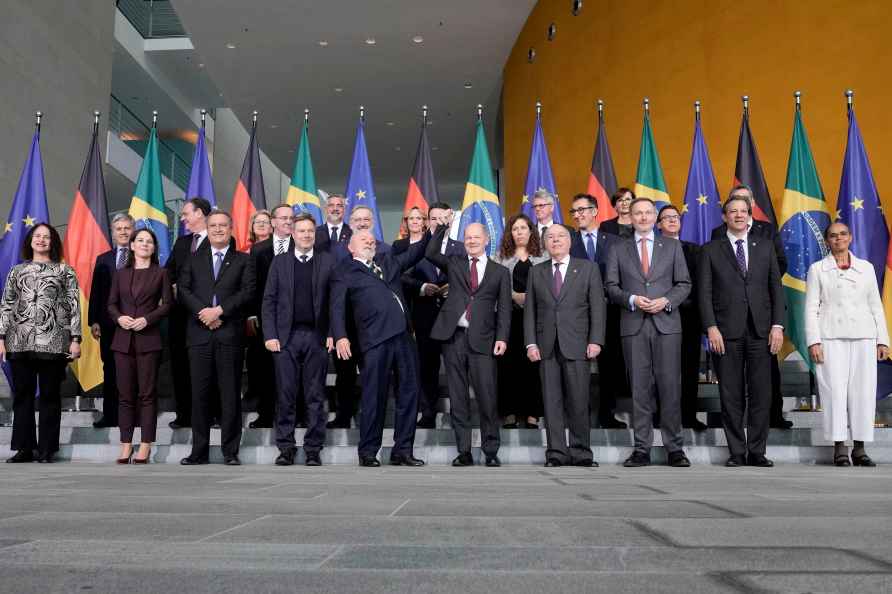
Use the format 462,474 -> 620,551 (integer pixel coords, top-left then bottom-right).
197,306 -> 223,330
634,295 -> 669,314
117,316 -> 149,332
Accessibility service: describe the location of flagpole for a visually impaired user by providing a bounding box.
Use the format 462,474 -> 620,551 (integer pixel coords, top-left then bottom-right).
304,107 -> 310,129
794,90 -> 801,113
359,105 -> 365,123
535,100 -> 541,121
422,105 -> 428,127
93,110 -> 100,135
35,111 -> 42,137
152,110 -> 157,129
845,89 -> 854,114
476,104 -> 483,122
597,99 -> 604,124
200,108 -> 207,129
742,95 -> 749,119
252,110 -> 258,129
694,100 -> 701,122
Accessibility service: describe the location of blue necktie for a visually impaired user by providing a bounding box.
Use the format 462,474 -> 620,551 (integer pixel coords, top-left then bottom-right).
585,233 -> 596,262
735,239 -> 747,274
212,251 -> 223,306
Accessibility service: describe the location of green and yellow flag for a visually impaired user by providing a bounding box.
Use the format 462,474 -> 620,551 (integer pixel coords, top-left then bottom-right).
634,106 -> 671,210
285,123 -> 322,224
128,128 -> 170,264
458,119 -> 503,257
778,108 -> 832,368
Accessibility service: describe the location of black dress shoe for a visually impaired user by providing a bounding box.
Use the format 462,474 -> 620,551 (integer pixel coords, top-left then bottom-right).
180,456 -> 208,465
359,456 -> 381,467
668,451 -> 691,467
748,455 -> 774,467
6,450 -> 34,463
573,459 -> 598,467
725,455 -> 746,467
36,452 -> 55,463
326,418 -> 351,429
684,419 -> 709,432
390,454 -> 425,466
485,456 -> 501,467
275,449 -> 295,466
452,453 -> 474,467
249,418 -> 273,429
600,419 -> 628,429
224,455 -> 241,466
416,417 -> 436,429
169,419 -> 190,429
852,454 -> 876,467
623,452 -> 651,467
544,458 -> 562,468
502,421 -> 519,429
92,417 -> 117,429
770,418 -> 794,429
305,452 -> 322,466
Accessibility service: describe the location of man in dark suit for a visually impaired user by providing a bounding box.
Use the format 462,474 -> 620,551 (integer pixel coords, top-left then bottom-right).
568,193 -> 626,430
425,221 -> 511,467
247,203 -> 296,429
524,224 -> 606,467
262,213 -> 335,466
606,198 -> 692,468
395,201 -> 466,428
315,193 -> 352,252
88,213 -> 134,428
700,195 -> 785,467
165,197 -> 211,429
658,204 -> 708,430
331,228 -> 431,467
710,184 -> 791,429
178,210 -> 256,466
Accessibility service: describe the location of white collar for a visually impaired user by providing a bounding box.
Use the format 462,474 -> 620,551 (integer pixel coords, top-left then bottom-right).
211,244 -> 230,258
634,230 -> 655,242
294,248 -> 314,260
726,230 -> 748,244
551,254 -> 571,267
538,220 -> 554,229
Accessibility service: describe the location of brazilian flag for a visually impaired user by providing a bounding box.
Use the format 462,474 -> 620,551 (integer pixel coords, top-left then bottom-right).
779,109 -> 832,369
634,108 -> 671,211
286,123 -> 322,224
458,120 -> 504,257
128,128 -> 170,264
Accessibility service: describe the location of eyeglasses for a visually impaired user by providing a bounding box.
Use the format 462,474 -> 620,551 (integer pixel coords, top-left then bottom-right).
532,203 -> 551,210
273,215 -> 295,221
568,206 -> 595,215
658,215 -> 680,223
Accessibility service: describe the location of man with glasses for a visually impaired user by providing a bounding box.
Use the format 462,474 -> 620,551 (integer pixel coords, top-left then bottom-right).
657,205 -> 708,431
531,189 -> 556,243
315,193 -> 352,251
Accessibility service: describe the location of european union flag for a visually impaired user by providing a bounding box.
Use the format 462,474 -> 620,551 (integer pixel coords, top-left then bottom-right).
344,118 -> 384,242
521,117 -> 562,223
180,126 -> 216,236
680,118 -> 722,245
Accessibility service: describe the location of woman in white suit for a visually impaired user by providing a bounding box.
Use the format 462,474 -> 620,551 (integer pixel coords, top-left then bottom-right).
805,222 -> 889,466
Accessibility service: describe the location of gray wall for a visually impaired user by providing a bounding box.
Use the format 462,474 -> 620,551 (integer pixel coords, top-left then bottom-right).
0,1 -> 116,230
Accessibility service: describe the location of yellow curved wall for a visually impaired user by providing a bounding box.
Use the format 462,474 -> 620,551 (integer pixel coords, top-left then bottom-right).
502,0 -> 892,221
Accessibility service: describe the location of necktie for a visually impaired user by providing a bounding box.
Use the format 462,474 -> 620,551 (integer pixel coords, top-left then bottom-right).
369,260 -> 384,280
299,254 -> 308,263
466,257 -> 479,321
552,262 -> 563,298
639,238 -> 649,276
541,225 -> 548,242
116,247 -> 128,270
190,233 -> 200,254
212,252 -> 223,306
330,226 -> 338,243
735,239 -> 747,274
585,233 -> 596,262
276,238 -> 287,255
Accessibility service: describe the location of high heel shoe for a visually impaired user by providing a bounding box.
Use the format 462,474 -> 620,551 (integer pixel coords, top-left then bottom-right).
116,450 -> 133,465
133,447 -> 152,464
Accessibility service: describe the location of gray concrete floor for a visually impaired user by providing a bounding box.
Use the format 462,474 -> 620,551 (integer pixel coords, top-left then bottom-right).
0,463 -> 891,593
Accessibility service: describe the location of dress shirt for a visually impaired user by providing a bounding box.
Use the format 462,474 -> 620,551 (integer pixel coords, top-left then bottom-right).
580,228 -> 598,261
273,233 -> 290,255
526,254 -> 570,350
327,224 -> 342,242
629,231 -> 655,310
191,230 -> 208,252
537,220 -> 554,241
115,245 -> 129,269
294,247 -> 314,262
457,254 -> 487,328
727,230 -> 749,270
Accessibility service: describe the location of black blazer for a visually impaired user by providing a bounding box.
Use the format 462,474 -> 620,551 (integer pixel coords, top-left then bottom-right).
177,245 -> 256,347
262,250 -> 336,347
424,227 -> 511,354
107,266 -> 173,353
88,249 -> 118,332
570,228 -> 615,279
330,231 -> 431,353
680,240 -> 700,312
711,220 -> 786,275
315,223 -> 352,252
166,233 -> 202,286
698,236 -> 785,339
394,234 -> 465,334
600,217 -> 634,239
250,236 -> 294,318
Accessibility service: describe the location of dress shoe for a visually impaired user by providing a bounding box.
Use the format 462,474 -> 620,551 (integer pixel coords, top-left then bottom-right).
296,420 -> 308,429
501,421 -> 519,429
544,458 -> 562,468
249,418 -> 273,429
116,451 -> 133,465
770,417 -> 793,429
416,416 -> 436,429
132,448 -> 151,465
169,419 -> 190,429
211,419 -> 221,430
600,419 -> 628,429
6,450 -> 33,463
525,421 -> 540,430
668,451 -> 691,467
36,452 -> 55,463
452,453 -> 474,467
390,454 -> 425,466
852,454 -> 876,467
725,455 -> 746,467
485,456 -> 502,467
180,455 -> 208,465
275,449 -> 295,466
92,417 -> 117,429
623,452 -> 651,467
224,455 -> 241,466
305,452 -> 322,466
573,459 -> 598,467
326,418 -> 351,429
684,419 -> 709,431
359,456 -> 381,467
748,455 -> 774,467
834,454 -> 852,467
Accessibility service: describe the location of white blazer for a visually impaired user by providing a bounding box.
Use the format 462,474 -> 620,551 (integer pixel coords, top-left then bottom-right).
805,253 -> 890,347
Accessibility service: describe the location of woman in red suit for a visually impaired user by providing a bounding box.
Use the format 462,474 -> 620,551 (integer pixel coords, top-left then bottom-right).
107,228 -> 173,463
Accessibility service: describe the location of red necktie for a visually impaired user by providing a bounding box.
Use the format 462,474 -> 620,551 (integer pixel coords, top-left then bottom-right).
639,238 -> 649,276
466,257 -> 479,320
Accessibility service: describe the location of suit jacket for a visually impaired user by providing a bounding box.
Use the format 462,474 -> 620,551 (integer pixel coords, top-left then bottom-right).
605,235 -> 691,336
331,238 -> 391,262
600,217 -> 634,239
107,265 -> 173,353
711,220 -> 786,275
178,245 -> 256,347
315,223 -> 352,252
262,249 -> 336,347
570,228 -> 615,279
424,227 -> 511,354
250,236 -> 294,318
523,257 -> 606,360
166,233 -> 204,286
680,240 -> 700,313
698,235 -> 784,339
394,234 -> 465,333
88,249 -> 118,332
330,231 -> 431,353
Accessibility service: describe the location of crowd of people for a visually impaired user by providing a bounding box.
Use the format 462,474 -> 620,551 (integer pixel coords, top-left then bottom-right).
1,184 -> 886,468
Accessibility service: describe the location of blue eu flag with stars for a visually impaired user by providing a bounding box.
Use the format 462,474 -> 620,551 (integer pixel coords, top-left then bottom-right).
344,119 -> 384,243
680,118 -> 722,245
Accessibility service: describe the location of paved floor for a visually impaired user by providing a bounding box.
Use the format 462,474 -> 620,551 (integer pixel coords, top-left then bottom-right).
0,463 -> 890,593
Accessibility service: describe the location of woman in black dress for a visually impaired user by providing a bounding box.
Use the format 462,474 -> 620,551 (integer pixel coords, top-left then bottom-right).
599,187 -> 635,239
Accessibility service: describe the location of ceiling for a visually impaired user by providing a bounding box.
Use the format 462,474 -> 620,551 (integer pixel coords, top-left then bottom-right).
170,0 -> 535,205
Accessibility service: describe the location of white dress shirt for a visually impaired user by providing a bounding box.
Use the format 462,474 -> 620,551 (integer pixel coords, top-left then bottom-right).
629,231 -> 655,310
294,247 -> 314,262
327,224 -> 342,242
273,233 -> 291,256
727,230 -> 749,270
526,254 -> 569,350
537,220 -> 554,240
457,254 -> 488,328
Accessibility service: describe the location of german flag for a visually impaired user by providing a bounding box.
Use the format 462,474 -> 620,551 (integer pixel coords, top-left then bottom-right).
231,117 -> 266,251
62,122 -> 111,391
402,120 -> 438,225
734,101 -> 777,226
587,103 -> 618,224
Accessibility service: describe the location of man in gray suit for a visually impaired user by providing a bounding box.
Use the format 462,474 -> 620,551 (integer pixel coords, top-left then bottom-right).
524,224 -> 606,467
605,198 -> 692,468
426,221 -> 511,467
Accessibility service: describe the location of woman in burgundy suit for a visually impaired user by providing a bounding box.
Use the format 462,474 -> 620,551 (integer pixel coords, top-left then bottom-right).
107,228 -> 173,463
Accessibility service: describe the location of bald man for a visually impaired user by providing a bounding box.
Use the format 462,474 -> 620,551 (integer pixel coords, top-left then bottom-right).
330,228 -> 432,467
426,222 -> 511,467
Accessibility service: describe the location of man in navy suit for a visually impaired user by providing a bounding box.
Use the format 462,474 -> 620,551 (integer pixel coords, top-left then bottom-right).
263,213 -> 335,466
331,228 -> 431,467
88,213 -> 134,428
315,193 -> 353,251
